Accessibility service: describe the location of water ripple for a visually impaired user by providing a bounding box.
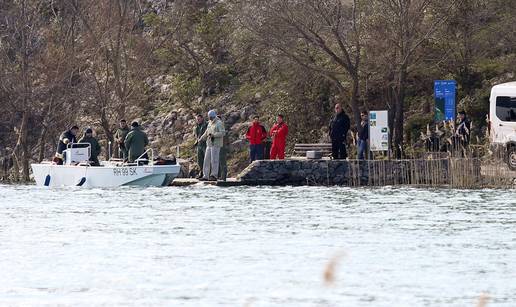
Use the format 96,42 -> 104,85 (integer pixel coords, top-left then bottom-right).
0,184 -> 515,306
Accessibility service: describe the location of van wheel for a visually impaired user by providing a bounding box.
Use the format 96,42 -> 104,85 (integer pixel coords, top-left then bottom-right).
508,147 -> 516,171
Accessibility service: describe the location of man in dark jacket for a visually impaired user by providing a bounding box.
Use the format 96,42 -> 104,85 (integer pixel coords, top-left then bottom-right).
357,111 -> 369,160
455,111 -> 471,146
124,122 -> 149,162
79,128 -> 102,166
246,115 -> 267,162
56,125 -> 79,164
114,119 -> 130,160
329,104 -> 350,159
193,114 -> 208,178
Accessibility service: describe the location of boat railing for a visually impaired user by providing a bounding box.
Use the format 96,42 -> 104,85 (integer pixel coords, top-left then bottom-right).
134,148 -> 154,166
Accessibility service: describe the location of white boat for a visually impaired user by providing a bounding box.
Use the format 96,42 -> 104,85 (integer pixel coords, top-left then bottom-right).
31,144 -> 180,187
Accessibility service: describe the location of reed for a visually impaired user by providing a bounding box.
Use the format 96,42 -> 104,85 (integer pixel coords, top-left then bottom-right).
343,156 -> 514,189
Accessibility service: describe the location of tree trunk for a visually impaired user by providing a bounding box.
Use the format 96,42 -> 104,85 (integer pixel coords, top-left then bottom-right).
12,111 -> 30,181
11,153 -> 20,182
387,86 -> 396,159
393,66 -> 407,159
100,111 -> 114,160
37,125 -> 47,162
20,111 -> 30,181
350,73 -> 361,131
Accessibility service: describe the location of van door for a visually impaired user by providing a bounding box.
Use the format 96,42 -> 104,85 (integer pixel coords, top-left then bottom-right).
492,96 -> 516,144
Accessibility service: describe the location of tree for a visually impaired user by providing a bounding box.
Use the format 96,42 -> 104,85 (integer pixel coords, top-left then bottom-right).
146,0 -> 234,112
0,0 -> 47,180
237,0 -> 368,130
70,0 -> 150,158
367,0 -> 459,157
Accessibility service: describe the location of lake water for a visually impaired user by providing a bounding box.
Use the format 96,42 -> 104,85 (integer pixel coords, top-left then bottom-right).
0,184 -> 515,306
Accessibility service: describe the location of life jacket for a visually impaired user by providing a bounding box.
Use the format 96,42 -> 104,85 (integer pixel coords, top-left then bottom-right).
270,122 -> 288,146
246,122 -> 267,145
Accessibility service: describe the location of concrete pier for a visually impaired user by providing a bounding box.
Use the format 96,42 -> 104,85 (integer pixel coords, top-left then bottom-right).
237,159 -> 452,186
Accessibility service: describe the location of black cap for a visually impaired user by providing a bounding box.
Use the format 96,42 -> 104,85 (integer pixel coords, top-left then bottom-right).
85,128 -> 93,134
71,125 -> 79,130
131,121 -> 139,127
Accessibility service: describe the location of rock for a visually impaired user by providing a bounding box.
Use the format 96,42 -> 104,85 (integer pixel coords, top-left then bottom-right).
230,139 -> 247,153
240,106 -> 256,121
226,111 -> 241,126
173,118 -> 183,130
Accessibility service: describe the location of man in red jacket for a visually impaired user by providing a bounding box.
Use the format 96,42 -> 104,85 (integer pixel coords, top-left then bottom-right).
246,115 -> 267,162
269,114 -> 289,160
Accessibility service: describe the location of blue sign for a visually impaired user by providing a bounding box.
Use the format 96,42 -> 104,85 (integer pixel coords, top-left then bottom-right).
434,80 -> 456,121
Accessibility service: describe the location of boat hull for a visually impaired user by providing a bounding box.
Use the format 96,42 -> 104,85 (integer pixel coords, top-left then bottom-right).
31,164 -> 181,187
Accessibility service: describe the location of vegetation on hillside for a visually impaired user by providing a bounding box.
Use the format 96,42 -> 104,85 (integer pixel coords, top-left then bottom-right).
1,0 -> 516,180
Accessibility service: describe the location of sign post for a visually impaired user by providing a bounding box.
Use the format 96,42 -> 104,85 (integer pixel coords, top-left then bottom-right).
369,110 -> 389,158
434,80 -> 456,122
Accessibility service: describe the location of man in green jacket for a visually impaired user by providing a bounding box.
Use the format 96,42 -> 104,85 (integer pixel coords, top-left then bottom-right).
114,119 -> 130,160
78,128 -> 102,166
193,114 -> 208,178
198,110 -> 225,181
124,122 -> 149,163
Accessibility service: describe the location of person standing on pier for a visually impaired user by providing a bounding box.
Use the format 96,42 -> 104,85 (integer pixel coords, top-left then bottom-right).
357,111 -> 369,160
269,114 -> 289,160
193,114 -> 208,179
329,104 -> 350,159
199,110 -> 225,181
246,115 -> 268,162
114,119 -> 130,160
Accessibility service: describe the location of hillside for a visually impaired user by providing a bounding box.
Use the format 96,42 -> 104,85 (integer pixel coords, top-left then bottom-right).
1,0 -> 516,180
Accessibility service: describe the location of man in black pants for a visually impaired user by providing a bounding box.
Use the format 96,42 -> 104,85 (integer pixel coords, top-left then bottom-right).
329,103 -> 351,159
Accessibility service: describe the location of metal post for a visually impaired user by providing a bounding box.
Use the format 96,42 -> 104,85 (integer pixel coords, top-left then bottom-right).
108,141 -> 111,160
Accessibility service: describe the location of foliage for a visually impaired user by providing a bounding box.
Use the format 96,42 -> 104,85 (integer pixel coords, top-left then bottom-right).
2,0 -> 516,178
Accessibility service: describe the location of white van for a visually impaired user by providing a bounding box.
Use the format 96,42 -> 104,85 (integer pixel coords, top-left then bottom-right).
490,82 -> 516,169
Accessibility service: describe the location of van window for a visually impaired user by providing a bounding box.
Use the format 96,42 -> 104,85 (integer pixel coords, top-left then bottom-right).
496,96 -> 516,122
